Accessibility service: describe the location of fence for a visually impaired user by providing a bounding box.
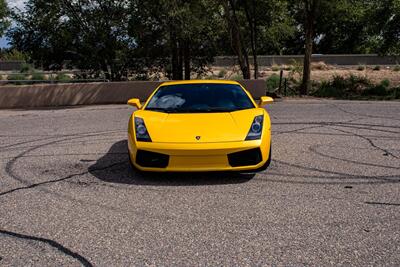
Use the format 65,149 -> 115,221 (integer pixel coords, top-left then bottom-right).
214,54 -> 400,67
0,61 -> 25,71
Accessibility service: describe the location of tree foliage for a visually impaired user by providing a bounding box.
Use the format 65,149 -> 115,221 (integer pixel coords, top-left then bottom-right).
129,0 -> 222,80
0,0 -> 9,36
5,0 -> 400,83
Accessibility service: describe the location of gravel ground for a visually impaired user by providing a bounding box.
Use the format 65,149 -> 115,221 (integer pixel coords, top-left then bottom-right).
0,100 -> 399,266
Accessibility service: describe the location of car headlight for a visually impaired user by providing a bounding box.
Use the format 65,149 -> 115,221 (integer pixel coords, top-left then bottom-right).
134,117 -> 152,142
246,115 -> 264,140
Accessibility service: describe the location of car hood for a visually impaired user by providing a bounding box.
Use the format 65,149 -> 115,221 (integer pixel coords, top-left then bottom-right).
134,108 -> 267,143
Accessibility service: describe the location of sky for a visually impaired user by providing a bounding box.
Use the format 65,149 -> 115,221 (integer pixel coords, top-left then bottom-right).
7,0 -> 25,10
0,0 -> 26,48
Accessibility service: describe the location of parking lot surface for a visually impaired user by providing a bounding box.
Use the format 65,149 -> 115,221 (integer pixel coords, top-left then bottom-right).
0,99 -> 399,266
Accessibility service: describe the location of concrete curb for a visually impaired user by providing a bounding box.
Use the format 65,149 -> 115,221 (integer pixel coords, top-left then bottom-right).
0,80 -> 266,109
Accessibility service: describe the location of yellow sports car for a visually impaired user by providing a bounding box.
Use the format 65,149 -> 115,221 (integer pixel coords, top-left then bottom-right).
127,80 -> 273,172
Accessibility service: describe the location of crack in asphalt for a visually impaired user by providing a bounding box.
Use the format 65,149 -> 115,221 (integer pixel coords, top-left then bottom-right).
327,102 -> 400,122
364,201 -> 400,206
0,161 -> 127,197
328,126 -> 399,159
308,144 -> 400,169
266,160 -> 400,183
0,230 -> 93,267
1,102 -> 400,265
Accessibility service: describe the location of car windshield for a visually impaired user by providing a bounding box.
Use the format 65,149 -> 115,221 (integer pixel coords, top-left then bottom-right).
145,83 -> 255,113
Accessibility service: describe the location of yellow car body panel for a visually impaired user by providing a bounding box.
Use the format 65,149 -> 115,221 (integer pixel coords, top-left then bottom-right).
127,80 -> 272,172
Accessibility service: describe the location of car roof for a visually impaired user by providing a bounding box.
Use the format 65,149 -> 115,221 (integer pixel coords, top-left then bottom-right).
160,80 -> 241,87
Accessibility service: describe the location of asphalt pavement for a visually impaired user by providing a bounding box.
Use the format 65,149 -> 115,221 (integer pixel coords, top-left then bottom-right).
0,99 -> 399,266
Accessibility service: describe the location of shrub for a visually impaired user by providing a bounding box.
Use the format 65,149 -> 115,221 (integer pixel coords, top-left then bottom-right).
266,74 -> 281,92
8,73 -> 27,85
288,59 -> 303,79
312,76 -> 348,98
20,63 -> 33,73
55,73 -> 71,82
362,85 -> 387,96
357,64 -> 366,71
205,75 -> 216,80
230,74 -> 243,81
271,65 -> 280,71
393,65 -> 400,72
390,87 -> 400,99
31,72 -> 46,81
311,61 -> 328,70
312,75 -> 372,98
217,69 -> 227,78
380,79 -> 390,88
313,80 -> 344,98
373,65 -> 381,71
348,74 -> 371,87
1,49 -> 29,61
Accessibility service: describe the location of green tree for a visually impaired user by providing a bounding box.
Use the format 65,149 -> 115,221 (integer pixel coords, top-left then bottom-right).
288,0 -> 338,95
129,0 -> 221,80
221,0 -> 294,79
0,0 -> 9,36
8,0 -> 132,80
369,0 -> 400,55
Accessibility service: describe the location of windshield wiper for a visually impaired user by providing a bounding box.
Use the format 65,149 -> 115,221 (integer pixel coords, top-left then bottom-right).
146,107 -> 183,113
146,107 -> 248,113
196,107 -> 240,113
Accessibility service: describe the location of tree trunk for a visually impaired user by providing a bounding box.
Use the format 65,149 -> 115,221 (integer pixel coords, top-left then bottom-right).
225,0 -> 251,79
177,40 -> 184,80
243,0 -> 258,79
252,0 -> 258,79
183,41 -> 191,80
301,0 -> 316,95
170,31 -> 180,80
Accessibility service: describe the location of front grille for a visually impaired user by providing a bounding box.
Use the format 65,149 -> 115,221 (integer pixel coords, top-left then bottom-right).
136,150 -> 169,168
228,148 -> 262,167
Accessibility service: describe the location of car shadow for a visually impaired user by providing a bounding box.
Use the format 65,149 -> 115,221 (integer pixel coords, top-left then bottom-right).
88,140 -> 255,186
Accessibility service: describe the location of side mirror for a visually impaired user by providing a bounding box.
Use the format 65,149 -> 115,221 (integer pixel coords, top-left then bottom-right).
259,96 -> 274,107
127,98 -> 142,109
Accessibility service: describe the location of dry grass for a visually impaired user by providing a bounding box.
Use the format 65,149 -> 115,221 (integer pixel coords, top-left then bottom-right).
210,65 -> 400,87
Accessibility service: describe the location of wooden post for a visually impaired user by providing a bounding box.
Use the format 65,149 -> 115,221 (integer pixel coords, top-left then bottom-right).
278,69 -> 283,94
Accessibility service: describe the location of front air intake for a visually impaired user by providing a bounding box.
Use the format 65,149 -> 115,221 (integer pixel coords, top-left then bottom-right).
228,148 -> 262,167
136,150 -> 169,168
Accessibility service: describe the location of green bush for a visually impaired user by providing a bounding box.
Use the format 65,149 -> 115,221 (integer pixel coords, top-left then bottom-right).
362,85 -> 387,96
31,72 -> 46,81
288,59 -> 303,79
230,74 -> 242,81
380,79 -> 390,88
373,65 -> 381,71
312,75 -> 373,98
348,74 -> 371,86
2,49 -> 29,61
19,63 -> 34,73
390,87 -> 400,99
311,74 -> 399,99
8,73 -> 27,85
217,69 -> 227,78
271,65 -> 280,71
55,73 -> 71,82
357,64 -> 365,71
266,74 -> 281,92
312,78 -> 345,98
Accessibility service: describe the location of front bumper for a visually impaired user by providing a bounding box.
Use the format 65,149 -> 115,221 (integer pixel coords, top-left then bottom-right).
127,132 -> 271,172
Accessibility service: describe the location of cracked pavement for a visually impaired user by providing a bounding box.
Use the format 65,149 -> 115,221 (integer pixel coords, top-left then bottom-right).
0,100 -> 399,266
